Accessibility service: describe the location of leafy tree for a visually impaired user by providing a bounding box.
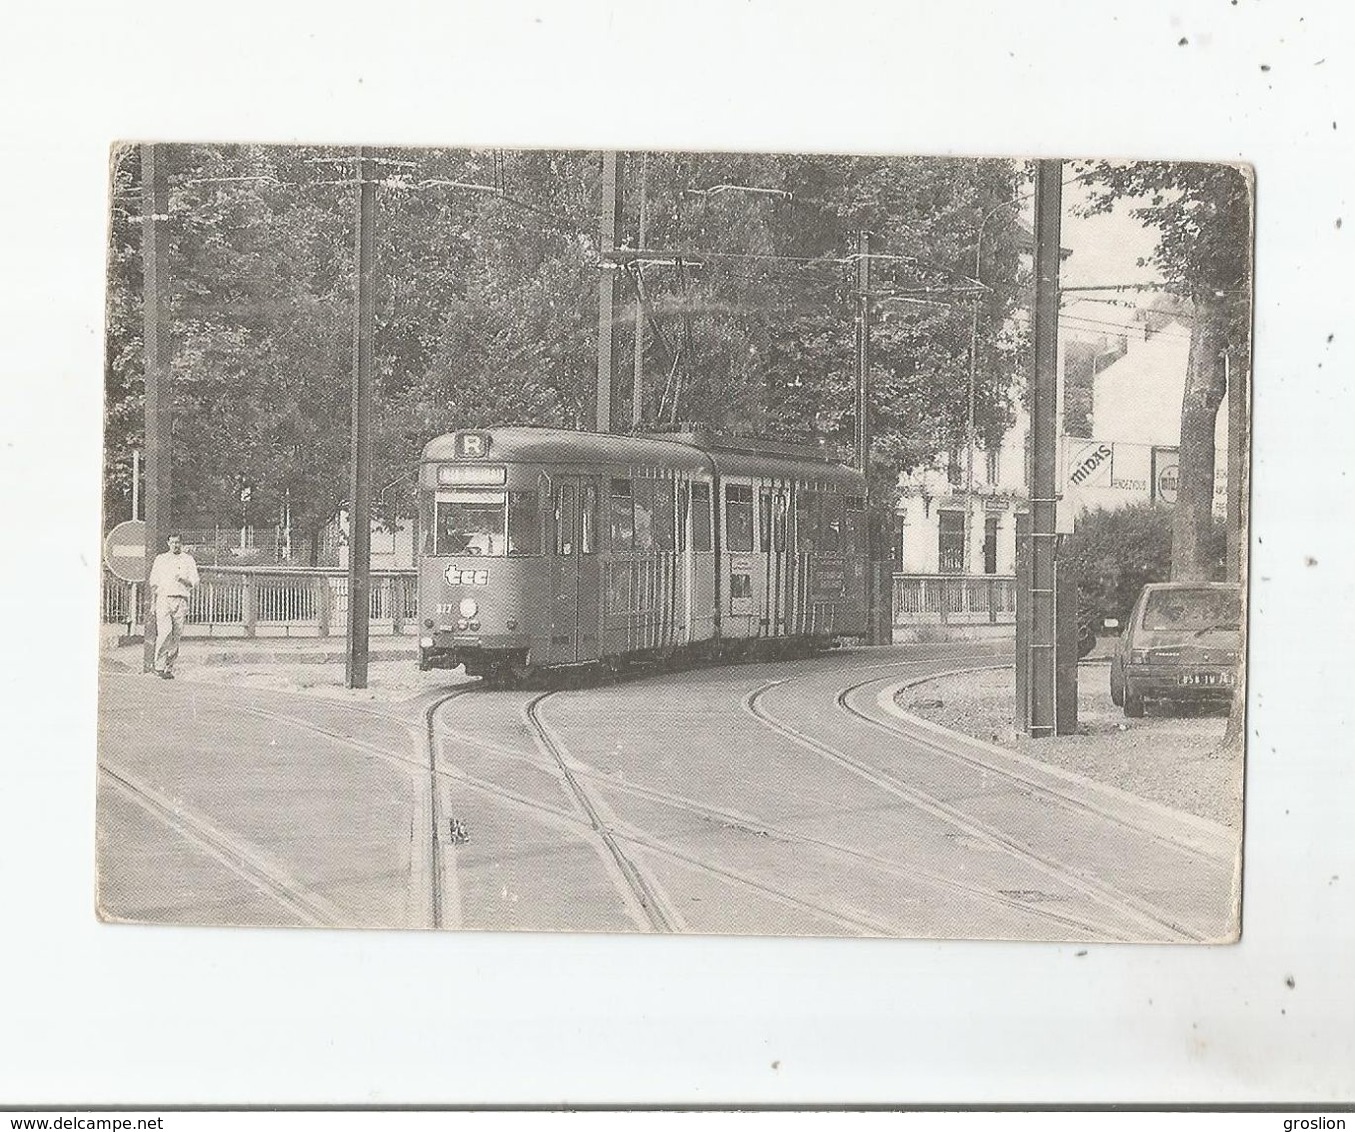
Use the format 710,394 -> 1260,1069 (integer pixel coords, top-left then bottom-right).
104,147 -> 1032,555
1075,162 -> 1252,583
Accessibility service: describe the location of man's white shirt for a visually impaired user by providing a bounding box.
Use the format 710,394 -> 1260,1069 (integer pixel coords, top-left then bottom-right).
149,551 -> 200,598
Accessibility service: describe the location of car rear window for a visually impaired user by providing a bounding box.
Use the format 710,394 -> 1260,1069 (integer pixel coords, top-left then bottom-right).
1141,588 -> 1241,632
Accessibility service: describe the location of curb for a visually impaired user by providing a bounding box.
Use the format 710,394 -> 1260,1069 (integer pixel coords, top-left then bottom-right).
877,666 -> 1237,862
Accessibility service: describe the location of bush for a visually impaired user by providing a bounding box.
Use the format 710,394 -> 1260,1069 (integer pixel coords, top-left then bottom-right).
1061,503 -> 1225,627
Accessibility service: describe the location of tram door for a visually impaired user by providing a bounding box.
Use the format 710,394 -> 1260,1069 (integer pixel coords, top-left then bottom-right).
549,477 -> 601,664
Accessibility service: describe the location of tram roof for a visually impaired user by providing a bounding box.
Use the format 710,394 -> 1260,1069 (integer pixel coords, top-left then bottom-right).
421,426 -> 864,487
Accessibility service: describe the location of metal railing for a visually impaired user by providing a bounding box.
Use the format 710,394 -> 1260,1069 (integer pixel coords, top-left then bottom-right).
893,573 -> 1016,625
105,565 -> 1014,634
102,566 -> 417,638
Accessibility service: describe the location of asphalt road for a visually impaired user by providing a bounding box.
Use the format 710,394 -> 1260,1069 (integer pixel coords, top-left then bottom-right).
97,643 -> 1240,941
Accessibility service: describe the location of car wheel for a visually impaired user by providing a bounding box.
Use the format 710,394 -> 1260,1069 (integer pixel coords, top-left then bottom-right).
1110,661 -> 1124,706
1124,686 -> 1145,718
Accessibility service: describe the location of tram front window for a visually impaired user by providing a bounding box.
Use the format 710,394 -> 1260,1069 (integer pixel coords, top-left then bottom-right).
433,491 -> 507,557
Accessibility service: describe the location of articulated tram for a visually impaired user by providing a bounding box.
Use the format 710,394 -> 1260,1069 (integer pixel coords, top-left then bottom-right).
415,425 -> 869,681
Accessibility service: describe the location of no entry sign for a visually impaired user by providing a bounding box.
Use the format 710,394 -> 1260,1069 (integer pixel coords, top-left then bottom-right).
103,520 -> 148,582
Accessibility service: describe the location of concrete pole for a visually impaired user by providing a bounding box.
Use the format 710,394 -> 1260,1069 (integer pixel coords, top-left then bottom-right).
855,230 -> 871,471
631,152 -> 649,430
596,151 -> 620,433
346,148 -> 377,689
1027,159 -> 1062,738
140,144 -> 170,673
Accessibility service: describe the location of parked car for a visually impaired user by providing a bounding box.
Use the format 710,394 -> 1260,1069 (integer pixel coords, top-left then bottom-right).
1109,582 -> 1242,718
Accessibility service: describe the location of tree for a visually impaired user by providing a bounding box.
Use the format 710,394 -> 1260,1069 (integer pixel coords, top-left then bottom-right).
104,147 -> 1033,558
1077,162 -> 1252,753
1075,162 -> 1252,583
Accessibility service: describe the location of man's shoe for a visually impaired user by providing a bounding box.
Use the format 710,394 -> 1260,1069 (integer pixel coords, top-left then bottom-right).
160,671 -> 174,680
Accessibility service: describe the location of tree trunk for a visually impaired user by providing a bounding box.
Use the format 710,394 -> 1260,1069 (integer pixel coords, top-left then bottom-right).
1222,343 -> 1251,751
1171,308 -> 1227,582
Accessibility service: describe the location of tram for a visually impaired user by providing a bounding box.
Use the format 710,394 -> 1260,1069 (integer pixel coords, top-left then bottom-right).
415,425 -> 870,680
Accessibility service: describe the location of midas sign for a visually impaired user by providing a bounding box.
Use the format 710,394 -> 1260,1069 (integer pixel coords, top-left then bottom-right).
1069,442 -> 1113,487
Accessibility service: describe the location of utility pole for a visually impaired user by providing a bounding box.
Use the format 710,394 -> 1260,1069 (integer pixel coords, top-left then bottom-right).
631,152 -> 649,429
1025,160 -> 1062,737
963,297 -> 980,574
855,230 -> 871,471
140,144 -> 170,673
346,147 -> 377,689
596,151 -> 620,433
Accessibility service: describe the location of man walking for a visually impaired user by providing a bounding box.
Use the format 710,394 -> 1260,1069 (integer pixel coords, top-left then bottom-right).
148,534 -> 199,680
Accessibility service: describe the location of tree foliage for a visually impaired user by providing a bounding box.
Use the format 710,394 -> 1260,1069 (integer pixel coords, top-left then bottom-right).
1075,161 -> 1252,583
104,146 -> 1032,549
1063,502 -> 1225,627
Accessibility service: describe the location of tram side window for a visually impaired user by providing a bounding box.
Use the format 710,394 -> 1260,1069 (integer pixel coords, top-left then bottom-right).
650,479 -> 676,551
759,489 -> 773,552
632,479 -> 656,552
554,483 -> 577,555
845,497 -> 865,555
725,483 -> 754,552
434,491 -> 506,557
820,492 -> 844,554
506,492 -> 541,556
797,490 -> 818,555
691,482 -> 712,552
676,482 -> 689,553
609,478 -> 635,552
580,483 -> 598,554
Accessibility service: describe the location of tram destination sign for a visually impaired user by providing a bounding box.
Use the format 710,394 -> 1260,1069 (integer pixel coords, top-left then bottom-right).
103,520 -> 147,583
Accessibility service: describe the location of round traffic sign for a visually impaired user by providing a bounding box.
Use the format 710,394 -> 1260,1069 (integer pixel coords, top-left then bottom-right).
103,520 -> 147,582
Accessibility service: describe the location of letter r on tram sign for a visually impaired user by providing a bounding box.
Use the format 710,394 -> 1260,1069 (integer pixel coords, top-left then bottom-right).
456,432 -> 490,458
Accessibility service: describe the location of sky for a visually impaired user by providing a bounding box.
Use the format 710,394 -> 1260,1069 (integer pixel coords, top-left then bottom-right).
1060,177 -> 1167,292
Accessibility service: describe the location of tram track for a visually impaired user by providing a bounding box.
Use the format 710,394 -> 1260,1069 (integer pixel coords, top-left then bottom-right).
522,691 -> 677,933
98,759 -> 346,927
743,672 -> 1216,943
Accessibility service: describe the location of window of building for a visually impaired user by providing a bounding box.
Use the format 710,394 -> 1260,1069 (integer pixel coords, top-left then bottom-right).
985,447 -> 999,485
983,515 -> 999,575
890,513 -> 905,568
938,510 -> 965,574
725,483 -> 755,552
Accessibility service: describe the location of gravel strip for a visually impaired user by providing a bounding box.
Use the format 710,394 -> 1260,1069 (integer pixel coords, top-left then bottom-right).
897,662 -> 1244,829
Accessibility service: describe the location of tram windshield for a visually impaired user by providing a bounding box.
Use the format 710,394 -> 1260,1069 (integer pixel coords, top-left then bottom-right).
428,490 -> 541,557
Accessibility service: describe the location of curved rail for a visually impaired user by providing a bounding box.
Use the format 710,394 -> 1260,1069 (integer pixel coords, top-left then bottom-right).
744,674 -> 1212,943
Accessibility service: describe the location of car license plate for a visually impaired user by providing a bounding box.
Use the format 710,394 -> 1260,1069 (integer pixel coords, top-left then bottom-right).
1180,672 -> 1235,687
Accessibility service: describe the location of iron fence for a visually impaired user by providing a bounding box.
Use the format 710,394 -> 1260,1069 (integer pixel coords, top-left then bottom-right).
893,573 -> 1016,625
102,566 -> 417,637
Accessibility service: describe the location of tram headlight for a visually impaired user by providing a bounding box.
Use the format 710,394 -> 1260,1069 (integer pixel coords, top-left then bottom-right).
459,597 -> 479,619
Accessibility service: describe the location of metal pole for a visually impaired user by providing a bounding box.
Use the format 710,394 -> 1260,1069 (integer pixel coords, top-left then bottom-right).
596,151 -> 620,433
855,230 -> 871,471
1027,159 -> 1062,737
964,297 -> 979,574
346,148 -> 377,689
140,145 -> 170,673
631,152 -> 649,429
131,448 -> 141,522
